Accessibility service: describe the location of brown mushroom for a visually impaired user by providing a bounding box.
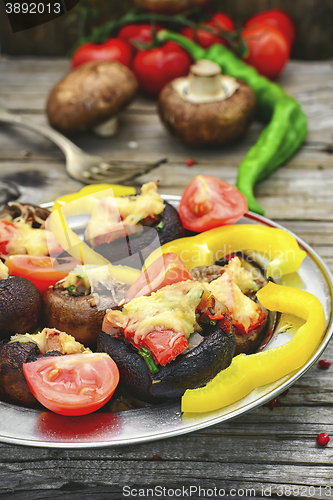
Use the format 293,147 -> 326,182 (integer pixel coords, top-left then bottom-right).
0,201 -> 50,228
158,59 -> 256,147
0,275 -> 42,340
0,327 -> 88,408
46,60 -> 138,136
133,0 -> 210,15
43,279 -> 129,349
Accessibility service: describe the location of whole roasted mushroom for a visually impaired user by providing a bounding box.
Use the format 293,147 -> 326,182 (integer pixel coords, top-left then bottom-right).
89,201 -> 184,267
158,59 -> 256,146
98,321 -> 236,404
46,60 -> 138,136
0,269 -> 42,340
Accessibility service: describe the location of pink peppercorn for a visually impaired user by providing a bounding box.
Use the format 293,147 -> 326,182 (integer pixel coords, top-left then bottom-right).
318,359 -> 331,369
268,397 -> 282,410
316,433 -> 330,446
184,158 -> 196,167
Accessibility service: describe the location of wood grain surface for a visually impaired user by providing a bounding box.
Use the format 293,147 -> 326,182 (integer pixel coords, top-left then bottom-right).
1,0 -> 333,59
0,55 -> 333,499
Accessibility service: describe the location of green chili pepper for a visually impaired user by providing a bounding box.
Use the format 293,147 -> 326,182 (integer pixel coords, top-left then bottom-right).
138,347 -> 159,374
157,31 -> 308,215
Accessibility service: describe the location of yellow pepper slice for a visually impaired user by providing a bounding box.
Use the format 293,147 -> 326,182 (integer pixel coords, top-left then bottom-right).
181,282 -> 326,413
155,224 -> 306,278
52,184 -> 136,213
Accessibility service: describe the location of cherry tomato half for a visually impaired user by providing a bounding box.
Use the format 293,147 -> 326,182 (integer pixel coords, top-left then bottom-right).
133,41 -> 191,96
23,353 -> 119,416
5,255 -> 80,294
178,176 -> 248,232
242,24 -> 290,80
244,9 -> 296,46
71,38 -> 133,69
124,252 -> 193,302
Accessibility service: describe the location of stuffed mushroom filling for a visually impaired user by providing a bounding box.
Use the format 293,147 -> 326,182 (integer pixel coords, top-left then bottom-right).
99,256 -> 271,403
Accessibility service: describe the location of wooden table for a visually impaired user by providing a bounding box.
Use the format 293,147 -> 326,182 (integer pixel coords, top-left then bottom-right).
0,56 -> 333,499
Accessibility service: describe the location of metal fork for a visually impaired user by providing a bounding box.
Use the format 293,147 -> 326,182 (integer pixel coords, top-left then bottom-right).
0,107 -> 167,184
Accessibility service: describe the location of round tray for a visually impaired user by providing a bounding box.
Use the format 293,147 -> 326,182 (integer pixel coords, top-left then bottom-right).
0,196 -> 332,448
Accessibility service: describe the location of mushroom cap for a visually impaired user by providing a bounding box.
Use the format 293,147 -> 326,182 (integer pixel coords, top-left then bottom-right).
46,60 -> 138,135
158,77 -> 256,147
133,0 -> 210,14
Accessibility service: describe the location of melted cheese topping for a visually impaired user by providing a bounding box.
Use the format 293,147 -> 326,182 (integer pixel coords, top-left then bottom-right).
10,327 -> 90,354
84,182 -> 165,242
62,264 -> 118,295
205,257 -> 263,332
107,280 -> 204,344
224,257 -> 259,293
1,221 -> 61,257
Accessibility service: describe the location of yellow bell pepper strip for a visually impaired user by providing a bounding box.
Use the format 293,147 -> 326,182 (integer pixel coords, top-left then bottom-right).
52,184 -> 135,213
47,185 -> 140,285
181,282 -> 326,413
151,224 -> 306,279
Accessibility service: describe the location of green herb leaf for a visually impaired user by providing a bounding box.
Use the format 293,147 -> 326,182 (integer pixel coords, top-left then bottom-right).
138,347 -> 159,374
67,285 -> 76,293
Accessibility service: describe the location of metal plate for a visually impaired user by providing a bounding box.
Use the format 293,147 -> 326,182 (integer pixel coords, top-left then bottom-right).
0,195 -> 332,448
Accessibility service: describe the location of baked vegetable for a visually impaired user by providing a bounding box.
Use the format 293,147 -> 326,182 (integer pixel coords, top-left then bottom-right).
43,264 -> 129,348
98,321 -> 235,403
0,327 -> 88,408
0,266 -> 42,340
84,182 -> 184,266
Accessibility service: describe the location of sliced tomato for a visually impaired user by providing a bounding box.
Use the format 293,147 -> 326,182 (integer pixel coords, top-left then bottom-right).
178,176 -> 248,232
5,255 -> 80,294
23,353 -> 119,416
125,328 -> 188,366
124,252 -> 193,302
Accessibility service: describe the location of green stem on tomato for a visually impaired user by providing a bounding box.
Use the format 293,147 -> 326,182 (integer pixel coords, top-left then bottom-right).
74,10 -> 201,50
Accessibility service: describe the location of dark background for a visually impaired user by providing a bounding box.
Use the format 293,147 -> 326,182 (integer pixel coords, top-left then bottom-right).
0,0 -> 333,59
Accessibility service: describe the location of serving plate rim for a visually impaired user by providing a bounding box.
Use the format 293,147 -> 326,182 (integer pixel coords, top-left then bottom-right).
0,195 -> 332,448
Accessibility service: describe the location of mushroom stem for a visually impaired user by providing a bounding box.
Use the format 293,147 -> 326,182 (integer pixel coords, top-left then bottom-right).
93,116 -> 119,137
189,60 -> 224,99
171,59 -> 240,104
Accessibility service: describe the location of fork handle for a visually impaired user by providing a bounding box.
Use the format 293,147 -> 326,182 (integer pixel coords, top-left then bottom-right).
0,107 -> 82,158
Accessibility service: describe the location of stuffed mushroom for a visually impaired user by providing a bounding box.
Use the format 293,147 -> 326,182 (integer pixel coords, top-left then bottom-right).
43,264 -> 129,348
84,182 -> 184,267
0,261 -> 42,340
0,327 -> 88,408
99,254 -> 272,404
